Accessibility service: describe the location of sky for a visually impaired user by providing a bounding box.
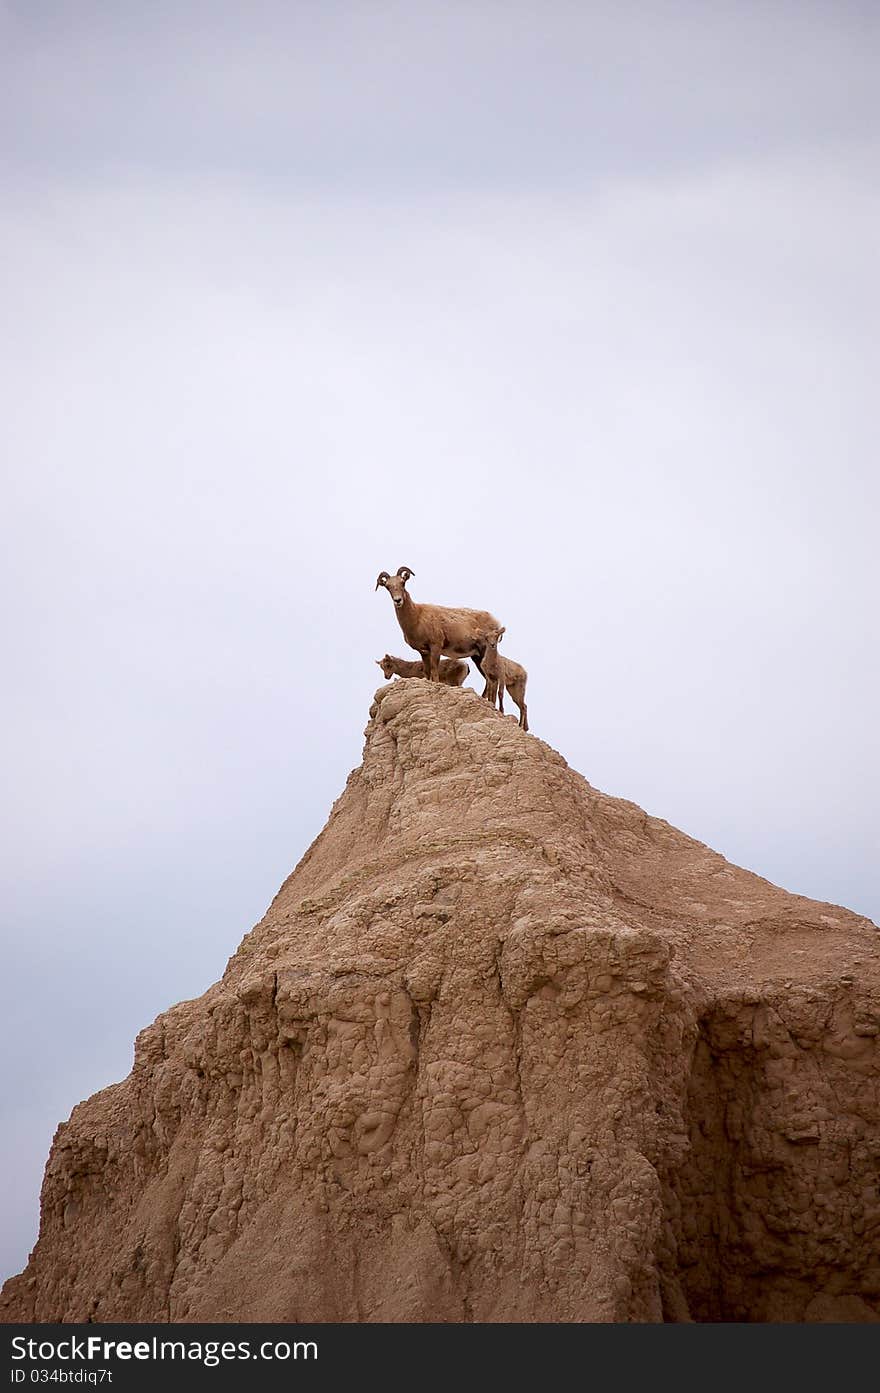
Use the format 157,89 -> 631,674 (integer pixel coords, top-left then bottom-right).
2,0 -> 878,1283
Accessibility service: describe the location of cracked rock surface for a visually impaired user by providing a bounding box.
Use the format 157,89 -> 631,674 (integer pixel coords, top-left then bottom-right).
3,680 -> 879,1322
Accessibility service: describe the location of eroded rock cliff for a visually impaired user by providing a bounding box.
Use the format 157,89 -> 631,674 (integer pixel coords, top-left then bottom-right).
3,680 -> 879,1322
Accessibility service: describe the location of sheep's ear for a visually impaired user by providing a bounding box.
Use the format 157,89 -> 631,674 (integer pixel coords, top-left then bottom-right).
499,627 -> 506,638
375,571 -> 390,590
397,566 -> 414,581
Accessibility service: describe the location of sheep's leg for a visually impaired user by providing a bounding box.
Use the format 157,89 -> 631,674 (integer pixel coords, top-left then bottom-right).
481,681 -> 491,700
497,680 -> 506,714
510,679 -> 528,731
425,648 -> 441,681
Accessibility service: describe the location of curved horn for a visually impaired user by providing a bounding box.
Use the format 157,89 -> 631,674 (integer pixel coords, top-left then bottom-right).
396,566 -> 415,581
375,571 -> 391,590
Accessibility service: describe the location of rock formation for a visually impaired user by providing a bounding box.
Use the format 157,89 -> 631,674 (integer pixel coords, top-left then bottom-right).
3,680 -> 879,1323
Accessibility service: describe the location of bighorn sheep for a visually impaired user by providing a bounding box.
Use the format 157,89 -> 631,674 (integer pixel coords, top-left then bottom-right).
481,627 -> 529,731
375,567 -> 502,682
376,654 -> 469,686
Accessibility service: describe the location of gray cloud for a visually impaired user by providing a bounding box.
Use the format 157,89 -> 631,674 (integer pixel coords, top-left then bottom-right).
2,0 -> 878,1280
2,2 -> 878,183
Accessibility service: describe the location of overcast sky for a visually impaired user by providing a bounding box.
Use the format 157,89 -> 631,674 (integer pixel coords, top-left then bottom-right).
2,0 -> 878,1282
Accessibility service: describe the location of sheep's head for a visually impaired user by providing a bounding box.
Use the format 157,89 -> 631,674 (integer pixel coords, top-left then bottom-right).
375,566 -> 415,607
484,626 -> 506,651
376,656 -> 395,678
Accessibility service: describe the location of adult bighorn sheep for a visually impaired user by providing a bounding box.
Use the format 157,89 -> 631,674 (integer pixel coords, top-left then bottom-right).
481,626 -> 529,731
376,654 -> 469,686
375,566 -> 502,681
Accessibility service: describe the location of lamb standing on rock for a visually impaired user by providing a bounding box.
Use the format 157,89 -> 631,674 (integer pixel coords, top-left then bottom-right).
376,654 -> 469,686
375,566 -> 502,681
481,626 -> 529,732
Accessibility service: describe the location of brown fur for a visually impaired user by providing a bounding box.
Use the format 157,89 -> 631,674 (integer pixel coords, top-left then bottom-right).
481,627 -> 529,731
375,567 -> 501,682
376,654 -> 468,686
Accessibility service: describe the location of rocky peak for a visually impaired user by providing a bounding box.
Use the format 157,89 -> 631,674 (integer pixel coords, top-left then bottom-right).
3,680 -> 878,1322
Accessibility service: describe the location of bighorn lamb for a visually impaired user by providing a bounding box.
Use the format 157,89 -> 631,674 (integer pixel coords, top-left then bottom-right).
481,626 -> 529,731
376,654 -> 469,686
375,567 -> 501,681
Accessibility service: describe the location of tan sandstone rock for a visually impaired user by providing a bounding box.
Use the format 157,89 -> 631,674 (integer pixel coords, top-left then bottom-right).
3,680 -> 879,1322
